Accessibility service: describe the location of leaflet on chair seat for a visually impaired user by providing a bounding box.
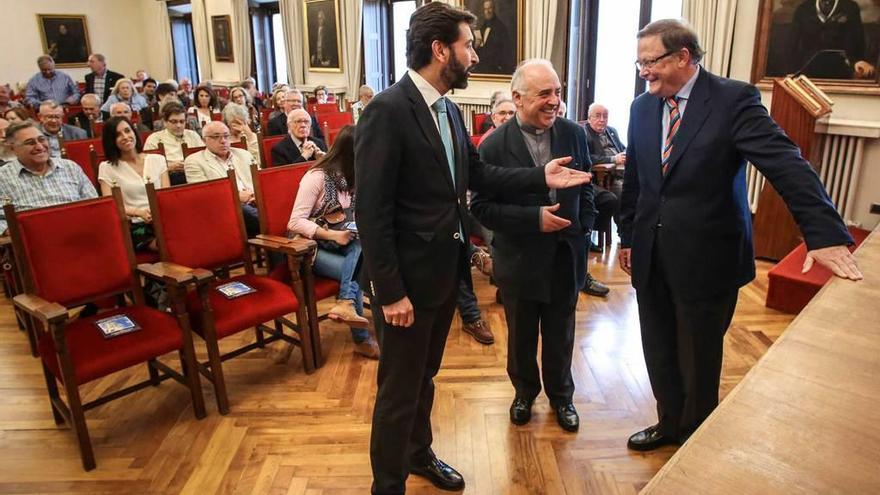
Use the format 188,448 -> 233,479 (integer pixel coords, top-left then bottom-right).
95,315 -> 141,339
216,281 -> 257,299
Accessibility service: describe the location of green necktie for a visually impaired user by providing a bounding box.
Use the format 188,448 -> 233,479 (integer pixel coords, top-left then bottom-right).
432,97 -> 456,187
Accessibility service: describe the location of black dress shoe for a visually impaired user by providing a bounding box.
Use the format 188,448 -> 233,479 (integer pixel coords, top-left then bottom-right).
627,424 -> 676,451
509,397 -> 533,425
555,403 -> 579,432
581,275 -> 610,297
410,456 -> 465,491
589,241 -> 603,253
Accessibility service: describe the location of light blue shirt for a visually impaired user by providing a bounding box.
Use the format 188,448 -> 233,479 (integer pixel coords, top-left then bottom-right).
660,66 -> 701,159
101,93 -> 149,113
25,71 -> 80,108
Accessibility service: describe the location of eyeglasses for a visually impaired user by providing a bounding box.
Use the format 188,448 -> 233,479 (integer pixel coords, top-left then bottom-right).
41,114 -> 63,120
16,136 -> 49,147
634,50 -> 678,71
166,118 -> 187,125
205,133 -> 231,140
291,119 -> 311,125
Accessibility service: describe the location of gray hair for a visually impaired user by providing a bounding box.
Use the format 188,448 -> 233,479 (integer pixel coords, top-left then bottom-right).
80,93 -> 100,105
222,102 -> 249,124
229,86 -> 251,104
637,19 -> 704,64
89,53 -> 106,63
36,55 -> 54,66
38,99 -> 61,113
510,59 -> 556,94
5,120 -> 39,142
287,108 -> 310,124
492,97 -> 514,113
587,102 -> 608,117
109,102 -> 132,115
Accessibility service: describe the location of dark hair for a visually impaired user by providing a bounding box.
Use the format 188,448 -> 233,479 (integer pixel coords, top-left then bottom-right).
156,83 -> 177,97
637,19 -> 704,64
102,116 -> 143,164
194,85 -> 217,109
144,78 -> 157,86
161,101 -> 186,121
312,125 -> 355,191
5,120 -> 38,142
4,107 -> 30,122
314,85 -> 327,94
406,2 -> 475,71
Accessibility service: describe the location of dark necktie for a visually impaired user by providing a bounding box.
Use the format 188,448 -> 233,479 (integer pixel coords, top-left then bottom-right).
662,97 -> 681,176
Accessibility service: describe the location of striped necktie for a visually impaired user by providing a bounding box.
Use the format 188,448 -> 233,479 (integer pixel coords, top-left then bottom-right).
662,96 -> 681,177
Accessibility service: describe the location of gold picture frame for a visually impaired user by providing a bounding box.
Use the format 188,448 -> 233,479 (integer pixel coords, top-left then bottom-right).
458,0 -> 524,81
36,14 -> 92,68
304,0 -> 343,73
212,15 -> 234,63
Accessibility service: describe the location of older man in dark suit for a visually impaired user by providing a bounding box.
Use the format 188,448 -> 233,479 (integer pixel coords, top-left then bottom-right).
271,109 -> 327,166
472,59 -> 594,433
266,89 -> 324,140
355,4 -> 592,494
85,53 -> 123,104
620,19 -> 861,452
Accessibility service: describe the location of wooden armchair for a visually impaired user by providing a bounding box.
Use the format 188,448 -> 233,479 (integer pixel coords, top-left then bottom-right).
3,191 -> 205,471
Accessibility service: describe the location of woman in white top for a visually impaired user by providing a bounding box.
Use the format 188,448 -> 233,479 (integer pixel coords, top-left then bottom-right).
188,85 -> 218,131
98,116 -> 170,251
100,78 -> 148,114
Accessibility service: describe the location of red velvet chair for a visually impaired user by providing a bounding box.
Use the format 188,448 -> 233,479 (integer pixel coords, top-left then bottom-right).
91,121 -> 105,139
260,133 -> 285,168
3,192 -> 205,471
472,112 -> 489,135
318,112 -> 354,135
61,138 -> 104,187
309,102 -> 338,115
250,162 -> 339,366
146,172 -> 318,414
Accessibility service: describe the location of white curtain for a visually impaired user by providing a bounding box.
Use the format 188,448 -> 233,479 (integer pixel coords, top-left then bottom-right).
340,0 -> 363,99
232,0 -> 253,82
191,0 -> 213,81
683,0 -> 737,77
148,1 -> 175,81
525,0 -> 558,61
279,0 -> 306,85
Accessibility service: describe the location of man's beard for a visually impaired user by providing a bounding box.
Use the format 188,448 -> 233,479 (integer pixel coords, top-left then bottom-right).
441,54 -> 471,90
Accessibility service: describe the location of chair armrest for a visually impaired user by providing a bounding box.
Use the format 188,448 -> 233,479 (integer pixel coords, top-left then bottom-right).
137,262 -> 214,286
249,236 -> 316,256
13,294 -> 69,324
0,236 -> 11,247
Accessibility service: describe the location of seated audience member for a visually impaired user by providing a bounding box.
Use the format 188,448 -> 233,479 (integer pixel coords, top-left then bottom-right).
314,85 -> 332,104
97,116 -> 170,250
585,103 -> 626,168
68,93 -> 102,138
101,78 -> 148,114
267,88 -> 287,121
0,85 -> 20,115
0,121 -> 98,232
478,90 -> 509,134
143,101 -> 204,184
148,83 -> 181,130
351,84 -> 374,124
109,102 -> 150,133
142,78 -> 158,106
267,90 -> 324,139
222,102 -> 259,163
25,55 -> 80,108
188,85 -> 218,130
85,53 -> 123,104
287,125 -> 378,359
4,107 -> 30,124
37,100 -> 87,158
229,86 -> 261,132
0,118 -> 15,165
184,121 -> 259,236
478,97 -> 515,146
177,77 -> 194,107
132,69 -> 149,90
272,109 -> 327,166
241,79 -> 263,109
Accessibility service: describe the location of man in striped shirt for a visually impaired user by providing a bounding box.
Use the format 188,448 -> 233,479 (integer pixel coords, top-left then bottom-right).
24,55 -> 80,109
0,121 -> 97,233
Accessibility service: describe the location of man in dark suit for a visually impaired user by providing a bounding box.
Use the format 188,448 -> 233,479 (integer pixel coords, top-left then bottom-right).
471,59 -> 594,433
271,108 -> 327,165
85,53 -> 124,104
620,19 -> 862,452
67,93 -> 102,138
266,89 -> 324,140
355,4 -> 592,494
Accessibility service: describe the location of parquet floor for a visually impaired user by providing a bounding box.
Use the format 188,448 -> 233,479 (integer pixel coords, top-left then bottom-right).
0,242 -> 793,494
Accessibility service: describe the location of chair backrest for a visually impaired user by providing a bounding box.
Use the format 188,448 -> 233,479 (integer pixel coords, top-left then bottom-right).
211,112 -> 222,122
142,142 -> 165,156
469,134 -> 481,147
309,102 -> 338,115
4,194 -> 137,308
61,138 -> 102,186
251,162 -> 312,236
232,138 -> 248,151
318,112 -> 354,134
182,143 -> 207,158
140,130 -> 153,142
91,121 -> 105,138
260,108 -> 272,133
326,127 -> 343,148
65,104 -> 83,117
148,174 -> 250,272
260,134 -> 285,168
472,113 -> 488,135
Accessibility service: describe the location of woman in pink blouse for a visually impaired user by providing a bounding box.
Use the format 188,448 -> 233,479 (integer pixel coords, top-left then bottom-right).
287,125 -> 378,359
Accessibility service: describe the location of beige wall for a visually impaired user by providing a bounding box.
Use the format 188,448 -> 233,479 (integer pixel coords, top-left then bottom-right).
203,0 -> 240,84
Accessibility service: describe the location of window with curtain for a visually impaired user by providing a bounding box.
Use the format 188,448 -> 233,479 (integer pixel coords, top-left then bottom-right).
170,14 -> 199,85
251,4 -> 279,92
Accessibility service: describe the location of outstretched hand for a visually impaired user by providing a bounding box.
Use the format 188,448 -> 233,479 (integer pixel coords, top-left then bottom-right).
802,245 -> 862,281
544,157 -> 592,189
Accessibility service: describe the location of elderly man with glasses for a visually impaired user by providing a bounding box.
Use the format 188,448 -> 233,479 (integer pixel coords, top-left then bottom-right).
271,108 -> 327,166
37,100 -> 87,158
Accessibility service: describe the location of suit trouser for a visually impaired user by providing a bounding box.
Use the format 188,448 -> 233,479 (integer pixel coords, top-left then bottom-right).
370,249 -> 463,495
503,243 -> 577,406
635,229 -> 738,441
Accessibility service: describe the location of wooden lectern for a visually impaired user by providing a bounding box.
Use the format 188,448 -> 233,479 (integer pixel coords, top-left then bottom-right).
752,76 -> 833,260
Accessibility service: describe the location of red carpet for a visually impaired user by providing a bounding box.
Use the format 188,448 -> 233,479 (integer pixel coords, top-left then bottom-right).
766,227 -> 870,314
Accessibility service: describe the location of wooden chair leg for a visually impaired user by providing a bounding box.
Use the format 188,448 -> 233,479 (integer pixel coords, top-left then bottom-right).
41,364 -> 65,426
203,336 -> 230,415
255,326 -> 265,348
179,349 -> 206,419
60,376 -> 96,471
147,359 -> 161,386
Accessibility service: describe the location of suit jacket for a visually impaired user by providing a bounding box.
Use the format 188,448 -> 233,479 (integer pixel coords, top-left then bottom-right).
266,112 -> 324,140
619,68 -> 852,300
45,123 -> 88,141
271,134 -> 327,166
472,117 -> 594,303
585,125 -> 625,165
183,147 -> 254,190
354,73 -> 547,308
67,112 -> 96,138
84,70 -> 124,103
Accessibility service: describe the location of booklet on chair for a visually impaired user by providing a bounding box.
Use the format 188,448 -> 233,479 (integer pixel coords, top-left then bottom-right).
95,314 -> 142,339
216,281 -> 257,299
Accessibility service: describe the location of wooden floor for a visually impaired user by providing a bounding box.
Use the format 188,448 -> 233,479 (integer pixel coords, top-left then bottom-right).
0,243 -> 794,494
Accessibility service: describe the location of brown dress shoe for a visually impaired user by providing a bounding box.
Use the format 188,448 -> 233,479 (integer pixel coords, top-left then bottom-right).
463,319 -> 494,345
328,299 -> 370,328
353,337 -> 380,359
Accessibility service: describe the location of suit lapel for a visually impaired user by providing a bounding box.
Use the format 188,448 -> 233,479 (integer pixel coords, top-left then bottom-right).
643,97 -> 664,187
505,119 -> 536,168
664,69 -> 712,180
400,75 -> 456,193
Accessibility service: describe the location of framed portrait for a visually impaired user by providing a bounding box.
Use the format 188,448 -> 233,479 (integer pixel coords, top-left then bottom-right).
458,0 -> 524,81
212,15 -> 234,62
752,0 -> 880,95
36,15 -> 91,67
304,0 -> 342,73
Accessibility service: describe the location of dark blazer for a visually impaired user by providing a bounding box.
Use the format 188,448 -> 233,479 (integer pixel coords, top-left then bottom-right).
585,125 -> 625,165
354,73 -> 547,308
619,68 -> 852,300
266,112 -> 324,140
67,112 -> 95,138
472,117 -> 594,302
271,134 -> 327,166
84,70 -> 124,103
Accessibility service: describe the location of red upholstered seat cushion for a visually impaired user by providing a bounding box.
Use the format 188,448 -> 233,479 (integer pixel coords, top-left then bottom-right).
185,274 -> 300,339
135,250 -> 160,265
267,264 -> 339,301
38,305 -> 183,385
